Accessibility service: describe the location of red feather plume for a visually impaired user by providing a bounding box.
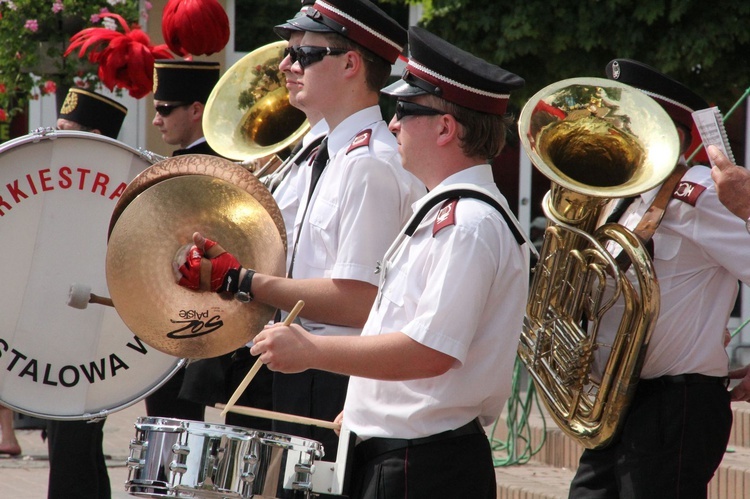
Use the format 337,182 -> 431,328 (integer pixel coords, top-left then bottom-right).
65,14 -> 174,99
161,0 -> 230,57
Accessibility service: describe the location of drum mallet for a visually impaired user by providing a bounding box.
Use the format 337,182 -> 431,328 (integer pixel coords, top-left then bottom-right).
67,283 -> 114,309
221,299 -> 305,417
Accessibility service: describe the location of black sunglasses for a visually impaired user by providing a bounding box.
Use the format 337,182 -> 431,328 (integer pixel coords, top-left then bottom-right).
154,103 -> 189,117
283,45 -> 348,69
394,100 -> 445,121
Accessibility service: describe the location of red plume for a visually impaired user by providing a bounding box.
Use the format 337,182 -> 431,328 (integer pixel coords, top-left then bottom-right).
161,0 -> 230,57
65,14 -> 174,98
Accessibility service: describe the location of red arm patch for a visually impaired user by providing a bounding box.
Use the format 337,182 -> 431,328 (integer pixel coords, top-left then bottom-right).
346,129 -> 372,154
433,199 -> 458,236
672,181 -> 706,206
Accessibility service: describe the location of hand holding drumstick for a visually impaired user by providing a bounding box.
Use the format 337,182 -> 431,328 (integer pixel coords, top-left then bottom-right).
220,299 -> 305,417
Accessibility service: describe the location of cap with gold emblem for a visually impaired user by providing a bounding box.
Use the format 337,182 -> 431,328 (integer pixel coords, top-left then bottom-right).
153,60 -> 221,104
381,26 -> 524,115
58,88 -> 127,139
286,0 -> 407,64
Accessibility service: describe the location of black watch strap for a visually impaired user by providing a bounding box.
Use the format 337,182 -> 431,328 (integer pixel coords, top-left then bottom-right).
235,269 -> 255,303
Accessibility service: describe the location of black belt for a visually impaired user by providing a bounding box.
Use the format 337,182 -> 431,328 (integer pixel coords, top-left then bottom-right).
640,373 -> 729,389
355,418 -> 484,463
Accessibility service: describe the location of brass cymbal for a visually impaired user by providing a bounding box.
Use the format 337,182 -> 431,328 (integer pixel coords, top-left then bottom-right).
109,154 -> 287,253
106,157 -> 286,359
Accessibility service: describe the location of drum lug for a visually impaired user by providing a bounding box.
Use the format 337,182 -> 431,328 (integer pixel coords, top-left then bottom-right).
240,471 -> 256,484
128,438 -> 148,470
170,461 -> 188,475
31,127 -> 56,140
126,457 -> 145,469
172,443 -> 190,456
294,463 -> 313,474
292,480 -> 313,492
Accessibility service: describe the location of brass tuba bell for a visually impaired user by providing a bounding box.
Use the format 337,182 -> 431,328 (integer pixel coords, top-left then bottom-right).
517,77 -> 680,449
203,41 -> 310,167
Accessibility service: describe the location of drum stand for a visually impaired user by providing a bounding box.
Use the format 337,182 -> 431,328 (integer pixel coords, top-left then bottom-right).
308,427 -> 354,496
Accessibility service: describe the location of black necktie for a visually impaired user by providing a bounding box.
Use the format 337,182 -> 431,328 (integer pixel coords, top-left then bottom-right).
308,137 -> 329,201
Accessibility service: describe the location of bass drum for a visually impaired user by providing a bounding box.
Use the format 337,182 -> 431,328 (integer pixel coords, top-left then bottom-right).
0,130 -> 183,420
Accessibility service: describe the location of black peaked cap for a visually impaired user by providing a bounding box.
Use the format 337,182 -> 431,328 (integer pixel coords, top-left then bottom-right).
382,26 -> 524,115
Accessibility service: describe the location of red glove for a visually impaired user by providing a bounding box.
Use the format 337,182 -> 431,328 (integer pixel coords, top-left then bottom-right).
177,238 -> 242,292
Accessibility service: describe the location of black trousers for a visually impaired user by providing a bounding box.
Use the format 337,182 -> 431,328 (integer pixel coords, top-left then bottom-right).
272,369 -> 349,459
350,424 -> 496,499
144,368 -> 205,421
46,419 -> 110,499
569,374 -> 732,498
223,348 -> 274,431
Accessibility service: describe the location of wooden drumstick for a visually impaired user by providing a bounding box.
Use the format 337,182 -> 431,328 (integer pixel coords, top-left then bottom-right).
220,300 -> 305,418
89,293 -> 114,307
216,403 -> 341,431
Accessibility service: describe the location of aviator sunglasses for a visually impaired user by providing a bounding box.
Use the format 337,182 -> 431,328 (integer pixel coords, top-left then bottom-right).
154,103 -> 189,117
394,100 -> 446,121
283,45 -> 348,69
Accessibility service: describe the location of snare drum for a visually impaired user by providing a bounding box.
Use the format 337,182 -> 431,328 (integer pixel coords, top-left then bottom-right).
0,130 -> 182,419
126,417 -> 324,498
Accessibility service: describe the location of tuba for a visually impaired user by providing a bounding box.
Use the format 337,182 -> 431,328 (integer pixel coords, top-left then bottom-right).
203,41 -> 310,178
517,77 -> 680,449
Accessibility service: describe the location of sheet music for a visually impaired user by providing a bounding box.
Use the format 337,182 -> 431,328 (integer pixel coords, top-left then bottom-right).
692,106 -> 736,166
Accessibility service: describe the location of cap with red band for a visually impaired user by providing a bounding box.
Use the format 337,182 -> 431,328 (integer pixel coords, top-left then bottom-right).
605,58 -> 709,133
286,0 -> 407,64
381,26 -> 524,115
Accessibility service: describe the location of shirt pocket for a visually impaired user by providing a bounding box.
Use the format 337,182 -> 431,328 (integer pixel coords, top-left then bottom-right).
653,233 -> 681,262
380,264 -> 407,308
305,197 -> 338,270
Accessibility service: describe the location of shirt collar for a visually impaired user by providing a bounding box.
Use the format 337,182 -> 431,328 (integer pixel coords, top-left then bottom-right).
326,105 -> 382,155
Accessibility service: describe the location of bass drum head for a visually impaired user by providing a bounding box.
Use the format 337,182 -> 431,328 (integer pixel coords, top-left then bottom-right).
0,131 -> 183,420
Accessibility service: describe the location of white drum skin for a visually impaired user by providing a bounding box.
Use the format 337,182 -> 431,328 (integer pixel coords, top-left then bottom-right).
0,130 -> 182,420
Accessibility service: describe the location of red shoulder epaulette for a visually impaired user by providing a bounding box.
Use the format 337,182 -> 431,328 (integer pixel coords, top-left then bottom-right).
672,180 -> 706,206
433,199 -> 458,236
346,129 -> 372,154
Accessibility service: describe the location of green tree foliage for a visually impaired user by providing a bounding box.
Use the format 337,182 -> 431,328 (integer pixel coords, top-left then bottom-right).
383,0 -> 749,113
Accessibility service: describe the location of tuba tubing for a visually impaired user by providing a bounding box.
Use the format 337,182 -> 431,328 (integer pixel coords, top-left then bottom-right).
517,77 -> 680,449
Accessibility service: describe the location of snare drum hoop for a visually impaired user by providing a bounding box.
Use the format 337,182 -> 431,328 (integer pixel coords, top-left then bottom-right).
0,130 -> 183,420
254,430 -> 324,458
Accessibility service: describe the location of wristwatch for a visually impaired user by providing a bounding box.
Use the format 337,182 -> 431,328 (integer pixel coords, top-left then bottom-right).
235,269 -> 255,303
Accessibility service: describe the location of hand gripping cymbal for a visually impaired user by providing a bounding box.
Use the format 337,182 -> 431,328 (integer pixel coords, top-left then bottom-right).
106,154 -> 286,359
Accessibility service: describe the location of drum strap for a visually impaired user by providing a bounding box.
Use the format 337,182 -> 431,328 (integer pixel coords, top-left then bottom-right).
404,188 -> 525,245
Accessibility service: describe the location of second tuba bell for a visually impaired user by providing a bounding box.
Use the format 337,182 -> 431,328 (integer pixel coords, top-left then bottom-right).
203,41 -> 310,170
517,77 -> 680,449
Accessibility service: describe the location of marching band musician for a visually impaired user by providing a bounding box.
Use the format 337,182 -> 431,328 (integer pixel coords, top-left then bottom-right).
48,87 -> 129,499
175,0 -> 425,464
568,59 -> 750,498
251,26 -> 532,497
708,144 -> 750,227
176,25 -> 532,497
151,60 -> 222,156
222,0 -> 330,434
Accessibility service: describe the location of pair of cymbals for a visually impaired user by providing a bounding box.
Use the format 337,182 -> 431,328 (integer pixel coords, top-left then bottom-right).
106,154 -> 286,359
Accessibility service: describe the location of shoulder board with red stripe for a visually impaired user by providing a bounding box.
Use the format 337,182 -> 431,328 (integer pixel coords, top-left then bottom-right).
433,199 -> 458,236
672,180 -> 706,206
346,129 -> 372,154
